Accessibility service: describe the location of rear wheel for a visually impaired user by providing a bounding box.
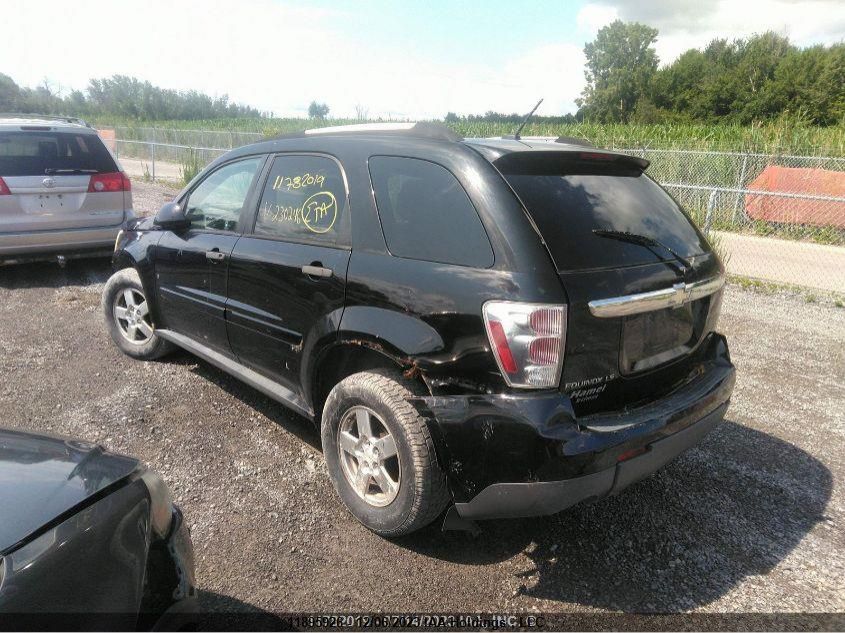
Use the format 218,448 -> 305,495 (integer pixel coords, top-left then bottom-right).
102,268 -> 173,360
321,369 -> 450,536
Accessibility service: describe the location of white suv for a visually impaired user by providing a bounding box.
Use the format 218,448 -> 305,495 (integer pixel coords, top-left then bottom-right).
0,114 -> 133,265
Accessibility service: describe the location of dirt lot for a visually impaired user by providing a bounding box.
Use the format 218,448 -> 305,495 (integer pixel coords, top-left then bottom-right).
1,185 -> 843,623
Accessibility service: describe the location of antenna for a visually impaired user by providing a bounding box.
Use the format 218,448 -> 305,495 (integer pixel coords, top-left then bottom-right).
512,98 -> 543,140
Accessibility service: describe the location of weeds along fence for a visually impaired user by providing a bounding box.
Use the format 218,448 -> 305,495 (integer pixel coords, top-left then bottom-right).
108,131 -> 845,294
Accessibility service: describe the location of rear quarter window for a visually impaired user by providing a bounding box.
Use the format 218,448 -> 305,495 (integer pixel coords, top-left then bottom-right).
0,131 -> 117,176
368,156 -> 494,268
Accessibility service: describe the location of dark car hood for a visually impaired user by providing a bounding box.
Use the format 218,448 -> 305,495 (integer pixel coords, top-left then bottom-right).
126,215 -> 157,231
0,428 -> 140,553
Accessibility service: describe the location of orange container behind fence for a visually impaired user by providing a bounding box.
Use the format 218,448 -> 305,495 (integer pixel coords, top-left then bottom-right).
97,128 -> 116,151
745,165 -> 845,229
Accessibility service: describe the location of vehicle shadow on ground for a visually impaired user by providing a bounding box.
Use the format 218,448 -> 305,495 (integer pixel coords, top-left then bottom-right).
0,258 -> 112,289
171,353 -> 322,451
197,590 -> 290,630
397,420 -> 832,612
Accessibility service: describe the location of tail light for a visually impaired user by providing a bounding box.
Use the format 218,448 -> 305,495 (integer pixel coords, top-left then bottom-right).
88,171 -> 131,193
483,301 -> 567,388
0,177 -> 10,195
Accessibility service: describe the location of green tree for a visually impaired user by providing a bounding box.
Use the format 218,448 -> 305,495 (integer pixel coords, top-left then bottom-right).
0,73 -> 21,111
308,101 -> 330,119
577,20 -> 659,122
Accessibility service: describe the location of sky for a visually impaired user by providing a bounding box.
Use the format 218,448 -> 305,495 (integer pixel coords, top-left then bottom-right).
1,0 -> 843,119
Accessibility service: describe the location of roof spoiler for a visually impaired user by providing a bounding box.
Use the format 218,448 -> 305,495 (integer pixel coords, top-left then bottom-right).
494,149 -> 650,172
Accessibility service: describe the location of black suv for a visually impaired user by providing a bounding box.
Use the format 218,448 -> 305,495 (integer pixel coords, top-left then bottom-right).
103,123 -> 735,536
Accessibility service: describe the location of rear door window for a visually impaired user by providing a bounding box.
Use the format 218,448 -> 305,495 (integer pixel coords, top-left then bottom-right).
368,156 -> 493,267
253,154 -> 349,247
498,154 -> 709,271
0,132 -> 117,176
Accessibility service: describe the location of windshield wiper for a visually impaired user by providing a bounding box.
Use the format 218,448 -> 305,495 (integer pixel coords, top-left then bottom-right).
592,229 -> 691,276
44,168 -> 99,175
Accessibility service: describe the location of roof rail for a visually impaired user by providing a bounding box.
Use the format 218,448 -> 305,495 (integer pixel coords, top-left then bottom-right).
555,135 -> 593,147
0,113 -> 92,127
303,121 -> 462,142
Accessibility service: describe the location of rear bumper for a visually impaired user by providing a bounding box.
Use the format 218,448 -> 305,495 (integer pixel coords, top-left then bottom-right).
0,221 -> 129,261
455,402 -> 727,520
418,333 -> 735,520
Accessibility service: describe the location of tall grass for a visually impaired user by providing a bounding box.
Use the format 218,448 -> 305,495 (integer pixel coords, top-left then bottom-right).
179,149 -> 203,185
96,115 -> 845,156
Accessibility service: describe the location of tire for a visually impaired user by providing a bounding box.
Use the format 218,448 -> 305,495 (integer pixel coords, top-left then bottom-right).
321,369 -> 450,536
102,267 -> 173,360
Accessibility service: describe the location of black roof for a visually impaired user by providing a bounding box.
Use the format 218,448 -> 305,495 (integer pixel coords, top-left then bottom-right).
222,122 -> 649,170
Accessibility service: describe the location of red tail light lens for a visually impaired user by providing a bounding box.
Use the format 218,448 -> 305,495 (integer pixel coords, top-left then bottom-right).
88,171 -> 131,193
488,321 -> 518,373
483,302 -> 567,389
0,177 -> 10,195
528,337 -> 560,365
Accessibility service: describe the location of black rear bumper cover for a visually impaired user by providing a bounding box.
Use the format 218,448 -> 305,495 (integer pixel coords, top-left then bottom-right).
417,333 -> 735,519
453,402 -> 727,520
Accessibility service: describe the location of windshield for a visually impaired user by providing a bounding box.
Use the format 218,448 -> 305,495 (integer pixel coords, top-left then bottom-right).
0,131 -> 117,177
500,159 -> 709,271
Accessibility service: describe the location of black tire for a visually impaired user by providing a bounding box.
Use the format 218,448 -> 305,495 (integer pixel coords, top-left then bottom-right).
102,267 -> 173,360
321,369 -> 450,536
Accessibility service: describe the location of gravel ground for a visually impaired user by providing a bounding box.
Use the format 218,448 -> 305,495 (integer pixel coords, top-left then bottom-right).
1,183 -> 843,623
131,179 -> 181,216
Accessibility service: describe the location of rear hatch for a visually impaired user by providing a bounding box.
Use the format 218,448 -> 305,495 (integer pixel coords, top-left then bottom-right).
495,150 -> 724,415
0,129 -> 128,233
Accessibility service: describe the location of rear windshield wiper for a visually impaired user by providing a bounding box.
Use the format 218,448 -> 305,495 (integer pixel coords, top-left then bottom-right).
592,229 -> 691,276
44,168 -> 99,175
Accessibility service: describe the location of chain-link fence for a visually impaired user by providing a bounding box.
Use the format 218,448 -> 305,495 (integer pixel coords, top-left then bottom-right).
105,130 -> 845,295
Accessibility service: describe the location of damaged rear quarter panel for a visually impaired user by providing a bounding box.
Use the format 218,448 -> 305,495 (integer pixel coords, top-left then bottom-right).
341,251 -> 566,387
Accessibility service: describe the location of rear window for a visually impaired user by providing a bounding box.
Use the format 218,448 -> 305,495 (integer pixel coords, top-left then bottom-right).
0,131 -> 117,176
499,155 -> 709,271
369,156 -> 494,267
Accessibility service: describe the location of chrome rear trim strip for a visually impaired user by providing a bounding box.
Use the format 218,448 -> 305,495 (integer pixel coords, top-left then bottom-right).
588,276 -> 724,318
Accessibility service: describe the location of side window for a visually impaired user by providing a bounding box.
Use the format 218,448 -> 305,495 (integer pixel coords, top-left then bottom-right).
184,157 -> 262,232
368,156 -> 494,267
254,155 -> 348,247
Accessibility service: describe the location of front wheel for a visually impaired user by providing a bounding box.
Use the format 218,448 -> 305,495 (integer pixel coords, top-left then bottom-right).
321,369 -> 450,536
102,268 -> 173,360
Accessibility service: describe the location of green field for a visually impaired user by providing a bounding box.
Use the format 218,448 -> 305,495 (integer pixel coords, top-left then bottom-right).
98,117 -> 845,156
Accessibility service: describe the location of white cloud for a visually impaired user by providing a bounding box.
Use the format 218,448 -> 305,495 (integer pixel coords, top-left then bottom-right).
0,0 -> 585,118
576,3 -> 619,36
579,0 -> 845,65
1,0 -> 840,118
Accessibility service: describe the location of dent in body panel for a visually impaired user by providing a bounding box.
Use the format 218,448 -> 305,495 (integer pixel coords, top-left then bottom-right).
0,478 -> 150,621
415,334 -> 734,504
340,250 -> 566,393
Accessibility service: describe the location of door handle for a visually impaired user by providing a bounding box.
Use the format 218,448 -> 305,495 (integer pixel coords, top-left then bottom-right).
301,264 -> 333,279
206,250 -> 227,262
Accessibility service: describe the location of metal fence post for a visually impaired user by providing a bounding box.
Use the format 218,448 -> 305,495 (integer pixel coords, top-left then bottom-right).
150,142 -> 156,181
704,189 -> 718,236
732,153 -> 749,224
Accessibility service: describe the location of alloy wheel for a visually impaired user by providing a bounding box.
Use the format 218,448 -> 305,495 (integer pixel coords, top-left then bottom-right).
113,288 -> 153,344
337,406 -> 401,507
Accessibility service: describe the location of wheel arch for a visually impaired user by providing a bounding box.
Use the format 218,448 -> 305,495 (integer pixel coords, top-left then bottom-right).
309,339 -> 428,423
111,239 -> 161,326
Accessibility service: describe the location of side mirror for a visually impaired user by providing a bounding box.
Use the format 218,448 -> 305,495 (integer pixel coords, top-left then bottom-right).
154,202 -> 190,230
